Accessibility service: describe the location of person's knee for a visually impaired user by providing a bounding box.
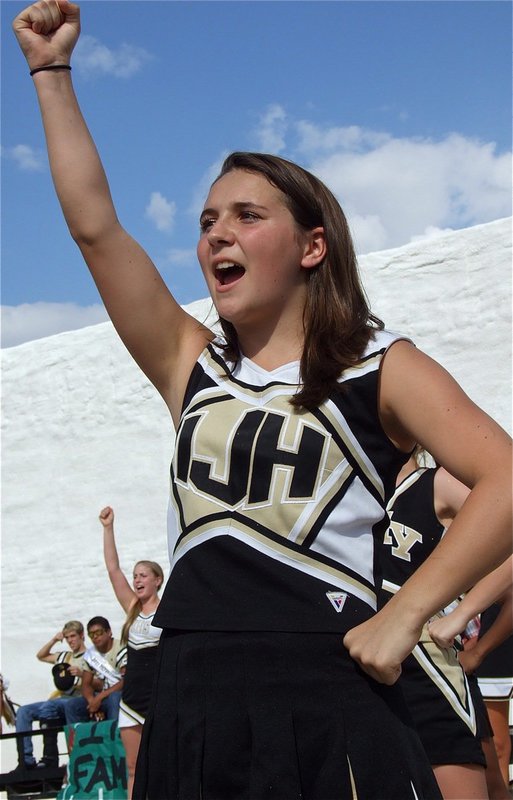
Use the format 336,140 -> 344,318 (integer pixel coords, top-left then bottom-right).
16,703 -> 39,729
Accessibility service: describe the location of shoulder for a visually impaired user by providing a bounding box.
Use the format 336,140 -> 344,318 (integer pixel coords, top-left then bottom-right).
112,639 -> 128,667
366,328 -> 413,358
112,638 -> 127,657
335,330 -> 413,393
377,340 -> 464,451
52,651 -> 68,664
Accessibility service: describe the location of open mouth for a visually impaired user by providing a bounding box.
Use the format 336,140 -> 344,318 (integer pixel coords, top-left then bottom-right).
215,262 -> 246,286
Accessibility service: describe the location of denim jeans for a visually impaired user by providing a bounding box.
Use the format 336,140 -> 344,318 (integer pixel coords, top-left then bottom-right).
64,690 -> 121,724
39,695 -> 75,724
15,701 -> 49,763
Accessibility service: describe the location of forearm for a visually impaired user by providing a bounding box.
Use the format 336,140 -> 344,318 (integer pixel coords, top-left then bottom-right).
100,509 -> 135,610
36,635 -> 60,661
473,595 -> 513,662
103,522 -> 121,575
456,557 -> 513,623
81,686 -> 95,704
390,474 -> 512,631
33,71 -> 118,245
97,679 -> 123,702
429,558 -> 512,646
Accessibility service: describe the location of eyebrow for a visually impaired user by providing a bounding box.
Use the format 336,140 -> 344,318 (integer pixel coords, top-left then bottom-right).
199,201 -> 268,221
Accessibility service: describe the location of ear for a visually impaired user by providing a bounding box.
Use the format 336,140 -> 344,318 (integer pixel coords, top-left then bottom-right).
300,227 -> 326,269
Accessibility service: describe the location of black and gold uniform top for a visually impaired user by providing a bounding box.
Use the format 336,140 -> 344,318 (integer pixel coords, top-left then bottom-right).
380,467 -> 444,603
154,329 -> 411,634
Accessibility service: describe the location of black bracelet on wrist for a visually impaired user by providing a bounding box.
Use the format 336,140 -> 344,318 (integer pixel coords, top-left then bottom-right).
30,64 -> 72,77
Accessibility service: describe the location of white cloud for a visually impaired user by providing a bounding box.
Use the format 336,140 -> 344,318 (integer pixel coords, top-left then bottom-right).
74,35 -> 152,78
182,114 -> 510,257
409,225 -> 455,244
295,122 -> 389,154
1,303 -> 109,348
5,144 -> 45,172
254,104 -> 288,153
347,214 -> 389,254
145,192 -> 176,232
276,118 -> 512,253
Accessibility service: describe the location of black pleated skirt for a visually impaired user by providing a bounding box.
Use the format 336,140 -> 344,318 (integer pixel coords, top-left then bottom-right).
133,630 -> 441,800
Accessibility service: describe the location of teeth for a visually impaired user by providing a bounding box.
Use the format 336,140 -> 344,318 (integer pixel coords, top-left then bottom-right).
216,262 -> 240,270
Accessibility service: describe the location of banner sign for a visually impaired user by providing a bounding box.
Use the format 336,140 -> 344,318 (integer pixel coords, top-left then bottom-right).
57,720 -> 127,799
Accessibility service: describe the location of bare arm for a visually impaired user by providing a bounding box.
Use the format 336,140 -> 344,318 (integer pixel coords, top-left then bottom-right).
344,342 -> 512,684
80,669 -> 95,704
428,556 -> 513,648
12,0 -> 211,423
458,591 -> 513,674
99,506 -> 136,614
36,632 -> 64,663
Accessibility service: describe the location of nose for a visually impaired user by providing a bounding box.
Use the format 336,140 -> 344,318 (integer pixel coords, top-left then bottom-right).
206,218 -> 235,247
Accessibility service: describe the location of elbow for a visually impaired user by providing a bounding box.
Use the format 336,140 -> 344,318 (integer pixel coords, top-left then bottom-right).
67,212 -> 121,250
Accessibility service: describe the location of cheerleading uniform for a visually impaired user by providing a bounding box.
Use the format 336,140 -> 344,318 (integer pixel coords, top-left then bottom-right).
133,330 -> 441,800
476,603 -> 513,701
380,467 -> 486,766
118,611 -> 162,728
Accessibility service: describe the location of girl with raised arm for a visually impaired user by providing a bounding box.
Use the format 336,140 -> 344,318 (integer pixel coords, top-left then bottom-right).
13,3 -> 512,798
99,506 -> 163,799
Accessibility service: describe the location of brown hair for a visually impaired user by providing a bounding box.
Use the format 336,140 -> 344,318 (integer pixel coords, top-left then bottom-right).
121,561 -> 164,645
213,152 -> 383,410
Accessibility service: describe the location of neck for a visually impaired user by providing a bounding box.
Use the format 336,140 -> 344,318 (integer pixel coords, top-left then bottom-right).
237,326 -> 304,371
232,294 -> 306,370
141,596 -> 159,614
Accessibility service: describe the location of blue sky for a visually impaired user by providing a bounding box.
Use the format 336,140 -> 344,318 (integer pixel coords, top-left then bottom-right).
2,0 -> 511,346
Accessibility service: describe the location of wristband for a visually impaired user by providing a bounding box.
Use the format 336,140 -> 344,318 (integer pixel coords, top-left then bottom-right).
30,64 -> 71,77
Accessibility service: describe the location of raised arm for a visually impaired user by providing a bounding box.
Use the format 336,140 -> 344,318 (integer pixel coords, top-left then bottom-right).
99,506 -> 135,614
12,0 -> 211,423
344,341 -> 512,684
36,631 -> 64,663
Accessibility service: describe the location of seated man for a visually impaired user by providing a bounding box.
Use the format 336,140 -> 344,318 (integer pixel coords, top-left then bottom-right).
15,620 -> 87,769
64,617 -> 126,725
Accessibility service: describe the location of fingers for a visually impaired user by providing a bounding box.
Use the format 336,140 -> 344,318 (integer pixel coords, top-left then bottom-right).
13,0 -> 80,56
17,1 -> 64,36
353,654 -> 402,685
427,621 -> 454,649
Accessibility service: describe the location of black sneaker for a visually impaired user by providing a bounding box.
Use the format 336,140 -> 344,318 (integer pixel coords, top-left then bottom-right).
36,758 -> 59,768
